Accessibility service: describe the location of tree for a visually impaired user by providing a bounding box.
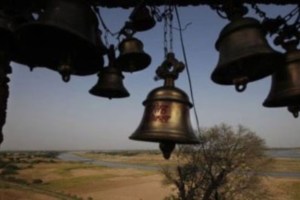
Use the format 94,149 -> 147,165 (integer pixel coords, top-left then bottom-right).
162,123 -> 271,200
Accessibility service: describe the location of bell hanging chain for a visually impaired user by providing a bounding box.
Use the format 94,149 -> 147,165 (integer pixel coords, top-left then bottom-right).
163,6 -> 174,57
93,6 -> 118,47
212,1 -> 248,21
251,4 -> 267,20
254,5 -> 300,36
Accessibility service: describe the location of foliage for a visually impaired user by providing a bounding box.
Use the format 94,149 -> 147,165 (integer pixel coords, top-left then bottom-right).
1,164 -> 20,175
32,179 -> 43,184
162,123 -> 271,200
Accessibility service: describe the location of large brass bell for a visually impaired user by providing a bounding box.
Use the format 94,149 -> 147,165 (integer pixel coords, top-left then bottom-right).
89,45 -> 129,99
14,0 -> 106,81
116,37 -> 151,73
263,41 -> 300,118
130,53 -> 199,159
211,17 -> 284,92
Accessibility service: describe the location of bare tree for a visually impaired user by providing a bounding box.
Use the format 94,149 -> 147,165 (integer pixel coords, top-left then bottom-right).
162,123 -> 271,200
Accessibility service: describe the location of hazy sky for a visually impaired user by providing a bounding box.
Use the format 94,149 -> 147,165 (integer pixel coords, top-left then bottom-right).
1,4 -> 300,151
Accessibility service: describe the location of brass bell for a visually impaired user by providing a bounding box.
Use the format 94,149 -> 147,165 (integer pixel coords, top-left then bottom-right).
89,45 -> 129,99
129,5 -> 156,32
14,0 -> 106,81
263,41 -> 300,118
130,53 -> 199,159
89,66 -> 129,99
211,17 -> 284,92
116,37 -> 151,73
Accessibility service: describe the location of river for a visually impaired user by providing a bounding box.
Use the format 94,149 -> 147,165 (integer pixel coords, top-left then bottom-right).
265,149 -> 300,159
57,149 -> 300,178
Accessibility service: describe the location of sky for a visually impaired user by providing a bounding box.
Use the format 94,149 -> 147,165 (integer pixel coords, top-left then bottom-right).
1,3 -> 300,151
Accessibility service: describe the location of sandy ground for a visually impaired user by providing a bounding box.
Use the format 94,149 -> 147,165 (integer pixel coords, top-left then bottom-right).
83,174 -> 173,200
7,162 -> 173,200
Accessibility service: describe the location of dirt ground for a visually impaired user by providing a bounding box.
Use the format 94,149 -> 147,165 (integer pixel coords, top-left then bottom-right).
1,152 -> 300,200
81,174 -> 173,200
262,177 -> 300,200
2,162 -> 173,200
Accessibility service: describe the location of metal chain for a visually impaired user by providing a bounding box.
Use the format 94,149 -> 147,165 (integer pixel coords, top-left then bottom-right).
93,6 -> 118,47
251,4 -> 267,20
169,6 -> 173,53
283,5 -> 300,23
163,7 -> 168,57
163,5 -> 174,57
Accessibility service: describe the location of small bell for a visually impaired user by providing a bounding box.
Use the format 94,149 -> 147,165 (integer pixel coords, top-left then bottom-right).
89,66 -> 130,99
129,53 -> 199,159
211,17 -> 284,92
129,5 -> 156,32
89,45 -> 129,99
116,37 -> 151,73
263,40 -> 300,118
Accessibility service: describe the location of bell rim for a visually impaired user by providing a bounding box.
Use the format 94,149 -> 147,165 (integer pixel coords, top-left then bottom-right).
117,52 -> 152,72
211,52 -> 284,85
263,88 -> 300,107
14,23 -> 104,75
89,88 -> 130,98
129,132 -> 200,144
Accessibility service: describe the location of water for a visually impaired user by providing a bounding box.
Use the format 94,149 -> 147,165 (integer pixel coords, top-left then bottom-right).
265,149 -> 300,159
58,150 -> 300,178
57,152 -> 159,171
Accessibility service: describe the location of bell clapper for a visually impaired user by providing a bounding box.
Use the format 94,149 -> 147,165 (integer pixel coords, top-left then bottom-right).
62,73 -> 71,82
58,54 -> 72,82
233,77 -> 248,92
288,106 -> 300,118
28,65 -> 34,72
58,63 -> 71,82
159,142 -> 176,160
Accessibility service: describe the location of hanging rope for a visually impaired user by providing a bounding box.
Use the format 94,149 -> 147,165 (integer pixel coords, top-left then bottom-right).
92,6 -> 119,47
174,6 -> 202,138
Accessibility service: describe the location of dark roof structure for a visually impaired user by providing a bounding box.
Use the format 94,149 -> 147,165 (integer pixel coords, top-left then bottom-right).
91,0 -> 300,8
0,0 -> 298,10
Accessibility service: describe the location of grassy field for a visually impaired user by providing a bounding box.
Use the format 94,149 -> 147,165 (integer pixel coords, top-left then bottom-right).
0,151 -> 299,200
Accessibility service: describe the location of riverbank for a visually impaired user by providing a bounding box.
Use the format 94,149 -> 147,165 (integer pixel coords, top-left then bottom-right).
1,150 -> 300,200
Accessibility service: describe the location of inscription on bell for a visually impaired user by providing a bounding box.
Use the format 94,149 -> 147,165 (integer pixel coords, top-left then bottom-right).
149,103 -> 171,123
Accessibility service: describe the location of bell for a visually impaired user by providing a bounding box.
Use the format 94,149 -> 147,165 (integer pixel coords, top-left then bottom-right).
211,17 -> 284,92
130,53 -> 199,159
90,45 -> 129,99
14,0 -> 105,81
263,41 -> 300,118
89,66 -> 129,99
116,37 -> 151,73
129,5 -> 156,32
130,84 -> 198,144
